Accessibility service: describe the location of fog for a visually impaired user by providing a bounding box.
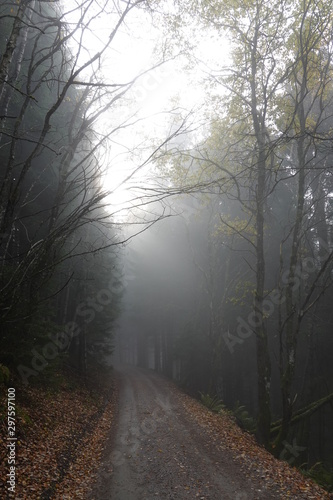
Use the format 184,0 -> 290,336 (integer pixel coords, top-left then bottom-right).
110,165 -> 333,468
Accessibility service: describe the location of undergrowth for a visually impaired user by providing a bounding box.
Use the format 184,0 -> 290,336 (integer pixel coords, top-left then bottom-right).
199,392 -> 225,413
300,462 -> 333,493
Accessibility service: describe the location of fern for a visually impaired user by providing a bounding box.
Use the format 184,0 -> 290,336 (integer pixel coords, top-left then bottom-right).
233,401 -> 256,432
300,462 -> 333,492
199,392 -> 225,413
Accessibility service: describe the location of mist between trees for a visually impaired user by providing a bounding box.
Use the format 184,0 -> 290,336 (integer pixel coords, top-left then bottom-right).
1,0 -> 333,491
224,235 -> 333,354
0,0 -> 190,386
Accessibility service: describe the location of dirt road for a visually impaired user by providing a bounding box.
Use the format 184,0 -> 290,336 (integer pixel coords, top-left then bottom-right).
89,366 -> 288,500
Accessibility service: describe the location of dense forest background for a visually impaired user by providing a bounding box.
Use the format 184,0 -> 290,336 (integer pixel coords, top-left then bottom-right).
1,0 -> 333,491
0,0 -> 179,383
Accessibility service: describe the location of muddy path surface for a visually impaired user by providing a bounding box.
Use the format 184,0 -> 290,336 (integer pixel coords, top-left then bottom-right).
90,366 -> 280,500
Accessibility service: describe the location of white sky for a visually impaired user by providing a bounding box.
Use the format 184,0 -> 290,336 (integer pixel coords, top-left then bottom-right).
61,1 -> 228,218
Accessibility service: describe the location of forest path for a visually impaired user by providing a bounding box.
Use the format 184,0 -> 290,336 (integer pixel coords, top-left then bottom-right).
90,365 -> 281,500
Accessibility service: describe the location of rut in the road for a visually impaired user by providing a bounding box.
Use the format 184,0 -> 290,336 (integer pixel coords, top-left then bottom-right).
90,366 -> 284,500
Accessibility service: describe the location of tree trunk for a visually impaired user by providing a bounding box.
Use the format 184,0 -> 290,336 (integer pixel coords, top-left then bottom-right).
271,392 -> 333,436
255,151 -> 271,447
0,1 -> 35,126
0,2 -> 27,99
250,21 -> 271,447
277,69 -> 307,451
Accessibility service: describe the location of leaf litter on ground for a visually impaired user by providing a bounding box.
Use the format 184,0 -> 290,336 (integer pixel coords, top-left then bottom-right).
1,371 -> 332,499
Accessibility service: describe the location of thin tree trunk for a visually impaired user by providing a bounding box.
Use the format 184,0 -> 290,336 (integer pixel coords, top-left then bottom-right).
277,71 -> 307,451
250,19 -> 271,448
0,2 -> 27,98
0,1 -> 35,127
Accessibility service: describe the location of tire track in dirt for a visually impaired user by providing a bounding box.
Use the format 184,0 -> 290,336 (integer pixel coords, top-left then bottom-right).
89,365 -> 280,500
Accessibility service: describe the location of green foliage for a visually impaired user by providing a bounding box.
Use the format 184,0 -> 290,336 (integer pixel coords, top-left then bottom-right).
228,280 -> 255,307
0,364 -> 10,385
233,401 -> 256,433
300,462 -> 333,492
33,356 -> 67,390
200,392 -> 225,413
